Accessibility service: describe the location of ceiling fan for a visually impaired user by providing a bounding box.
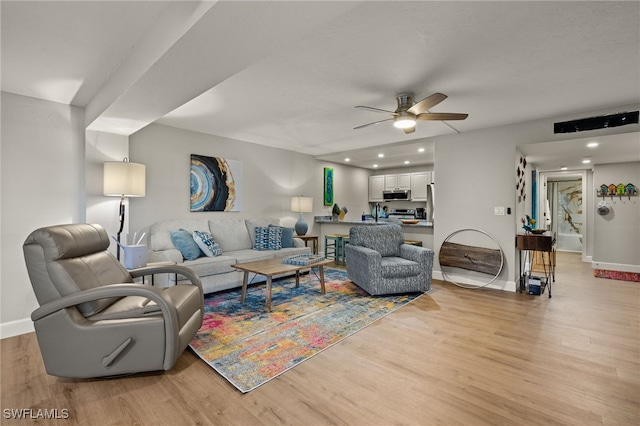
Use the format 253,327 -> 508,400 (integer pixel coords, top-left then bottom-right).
354,93 -> 468,134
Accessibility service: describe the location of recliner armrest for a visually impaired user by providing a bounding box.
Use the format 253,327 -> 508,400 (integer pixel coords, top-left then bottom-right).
31,284 -> 178,326
129,264 -> 203,292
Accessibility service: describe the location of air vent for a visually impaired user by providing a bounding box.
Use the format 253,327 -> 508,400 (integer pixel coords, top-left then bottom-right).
554,111 -> 639,134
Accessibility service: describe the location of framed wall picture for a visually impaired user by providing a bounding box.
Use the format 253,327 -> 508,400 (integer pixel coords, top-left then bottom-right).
190,154 -> 242,212
324,167 -> 334,206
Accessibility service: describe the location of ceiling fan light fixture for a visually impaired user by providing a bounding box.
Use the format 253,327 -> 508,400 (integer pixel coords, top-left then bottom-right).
393,112 -> 416,129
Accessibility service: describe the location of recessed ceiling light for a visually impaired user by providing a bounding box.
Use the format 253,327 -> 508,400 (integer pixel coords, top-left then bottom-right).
345,158 -> 350,162
373,164 -> 378,168
582,158 -> 591,164
418,148 -> 425,153
587,142 -> 599,148
560,166 -> 568,170
378,153 -> 384,158
404,161 -> 410,164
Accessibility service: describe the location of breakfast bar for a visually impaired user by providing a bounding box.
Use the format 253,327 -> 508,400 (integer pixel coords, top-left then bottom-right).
314,216 -> 435,253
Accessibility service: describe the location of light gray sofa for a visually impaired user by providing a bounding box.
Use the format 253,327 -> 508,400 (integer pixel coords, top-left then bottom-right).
148,218 -> 310,294
345,224 -> 433,295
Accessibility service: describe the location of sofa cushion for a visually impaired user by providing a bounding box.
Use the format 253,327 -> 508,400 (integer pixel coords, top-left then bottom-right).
272,246 -> 311,259
181,255 -> 237,277
246,218 -> 279,245
350,224 -> 404,257
192,230 -> 222,257
150,219 -> 210,252
254,226 -> 282,250
380,257 -> 422,279
208,219 -> 252,252
170,229 -> 203,261
228,249 -> 275,264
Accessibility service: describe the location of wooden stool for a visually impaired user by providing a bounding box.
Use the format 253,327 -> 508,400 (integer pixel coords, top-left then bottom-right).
324,234 -> 343,264
337,234 -> 349,265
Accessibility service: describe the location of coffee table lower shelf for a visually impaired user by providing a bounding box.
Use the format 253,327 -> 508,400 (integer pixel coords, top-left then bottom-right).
232,258 -> 334,312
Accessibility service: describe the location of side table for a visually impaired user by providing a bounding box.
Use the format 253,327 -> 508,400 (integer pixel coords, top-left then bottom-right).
296,234 -> 318,254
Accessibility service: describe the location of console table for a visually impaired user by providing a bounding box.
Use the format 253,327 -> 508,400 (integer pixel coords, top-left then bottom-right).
516,233 -> 555,297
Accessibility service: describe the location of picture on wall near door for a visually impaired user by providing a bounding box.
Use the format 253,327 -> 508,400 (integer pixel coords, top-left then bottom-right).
324,167 -> 334,206
190,154 -> 242,212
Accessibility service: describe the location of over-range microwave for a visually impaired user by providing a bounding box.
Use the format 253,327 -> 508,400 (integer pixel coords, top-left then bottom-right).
383,190 -> 411,201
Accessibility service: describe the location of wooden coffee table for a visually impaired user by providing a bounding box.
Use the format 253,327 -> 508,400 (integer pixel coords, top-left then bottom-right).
232,257 -> 333,312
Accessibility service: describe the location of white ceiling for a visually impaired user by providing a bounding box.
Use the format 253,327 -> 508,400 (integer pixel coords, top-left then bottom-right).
2,1 -> 639,171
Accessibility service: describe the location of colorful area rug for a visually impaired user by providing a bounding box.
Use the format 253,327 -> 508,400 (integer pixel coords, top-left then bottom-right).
593,268 -> 640,282
189,268 -> 422,393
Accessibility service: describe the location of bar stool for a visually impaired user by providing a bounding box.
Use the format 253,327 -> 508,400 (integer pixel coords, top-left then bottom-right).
324,234 -> 343,264
336,234 -> 349,265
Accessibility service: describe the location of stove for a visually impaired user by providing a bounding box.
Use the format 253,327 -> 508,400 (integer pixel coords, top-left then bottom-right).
388,208 -> 415,219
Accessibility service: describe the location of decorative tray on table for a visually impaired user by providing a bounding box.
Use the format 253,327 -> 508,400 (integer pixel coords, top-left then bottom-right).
282,254 -> 326,266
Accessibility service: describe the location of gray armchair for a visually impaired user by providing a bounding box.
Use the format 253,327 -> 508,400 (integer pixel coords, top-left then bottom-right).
23,223 -> 204,378
345,224 -> 433,295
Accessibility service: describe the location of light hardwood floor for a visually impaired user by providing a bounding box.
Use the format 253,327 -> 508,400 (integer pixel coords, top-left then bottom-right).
1,252 -> 638,425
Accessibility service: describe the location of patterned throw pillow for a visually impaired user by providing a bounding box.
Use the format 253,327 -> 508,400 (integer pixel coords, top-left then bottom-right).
192,230 -> 222,257
170,229 -> 203,261
269,225 -> 295,248
253,226 -> 282,250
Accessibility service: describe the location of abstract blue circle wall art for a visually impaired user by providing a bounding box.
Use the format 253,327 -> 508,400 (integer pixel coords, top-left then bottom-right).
190,154 -> 242,212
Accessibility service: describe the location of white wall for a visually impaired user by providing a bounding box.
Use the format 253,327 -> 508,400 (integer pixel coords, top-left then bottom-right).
592,161 -> 640,272
1,92 -> 85,337
85,130 -> 129,258
128,123 -> 371,242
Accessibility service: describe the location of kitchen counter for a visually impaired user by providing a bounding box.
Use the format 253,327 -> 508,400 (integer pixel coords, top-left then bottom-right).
313,216 -> 434,250
315,216 -> 433,227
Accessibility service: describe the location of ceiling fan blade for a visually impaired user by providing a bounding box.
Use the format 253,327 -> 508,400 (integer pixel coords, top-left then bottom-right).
355,105 -> 397,115
403,126 -> 416,134
407,93 -> 447,115
416,112 -> 469,121
353,118 -> 393,130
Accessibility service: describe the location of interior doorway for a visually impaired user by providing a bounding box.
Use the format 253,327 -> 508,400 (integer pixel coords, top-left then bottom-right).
548,179 -> 583,252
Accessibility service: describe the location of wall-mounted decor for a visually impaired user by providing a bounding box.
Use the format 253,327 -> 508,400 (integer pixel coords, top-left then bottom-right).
190,154 -> 242,212
324,167 -> 334,206
516,156 -> 527,203
597,182 -> 638,200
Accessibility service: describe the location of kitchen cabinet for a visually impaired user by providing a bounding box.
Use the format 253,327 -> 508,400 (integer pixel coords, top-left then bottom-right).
368,175 -> 385,202
384,173 -> 411,191
410,172 -> 430,201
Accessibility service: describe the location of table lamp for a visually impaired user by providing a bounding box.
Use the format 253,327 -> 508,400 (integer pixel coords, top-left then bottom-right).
291,196 -> 313,236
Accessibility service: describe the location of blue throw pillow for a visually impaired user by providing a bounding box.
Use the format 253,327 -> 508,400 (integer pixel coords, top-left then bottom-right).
270,225 -> 295,248
192,230 -> 222,257
170,229 -> 202,261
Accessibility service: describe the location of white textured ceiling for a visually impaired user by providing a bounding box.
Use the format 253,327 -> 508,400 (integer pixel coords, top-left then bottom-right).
2,1 -> 639,171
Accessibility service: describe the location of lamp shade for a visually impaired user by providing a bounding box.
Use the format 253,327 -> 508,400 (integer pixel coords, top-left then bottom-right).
103,161 -> 146,197
291,196 -> 313,213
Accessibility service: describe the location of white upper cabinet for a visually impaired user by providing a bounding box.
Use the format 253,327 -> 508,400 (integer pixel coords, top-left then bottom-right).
368,175 -> 385,202
384,173 -> 411,190
410,172 -> 430,201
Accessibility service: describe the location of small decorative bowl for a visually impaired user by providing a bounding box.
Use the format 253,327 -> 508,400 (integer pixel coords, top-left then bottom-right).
401,219 -> 420,224
531,229 -> 546,234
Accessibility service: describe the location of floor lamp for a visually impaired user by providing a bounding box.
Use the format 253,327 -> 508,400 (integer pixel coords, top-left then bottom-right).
103,158 -> 146,260
291,196 -> 313,236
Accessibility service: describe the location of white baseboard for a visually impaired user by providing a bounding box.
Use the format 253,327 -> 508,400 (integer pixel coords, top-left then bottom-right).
591,261 -> 640,274
0,318 -> 34,339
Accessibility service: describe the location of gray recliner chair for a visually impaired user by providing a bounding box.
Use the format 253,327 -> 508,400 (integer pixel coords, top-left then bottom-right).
345,224 -> 434,295
23,223 -> 204,378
